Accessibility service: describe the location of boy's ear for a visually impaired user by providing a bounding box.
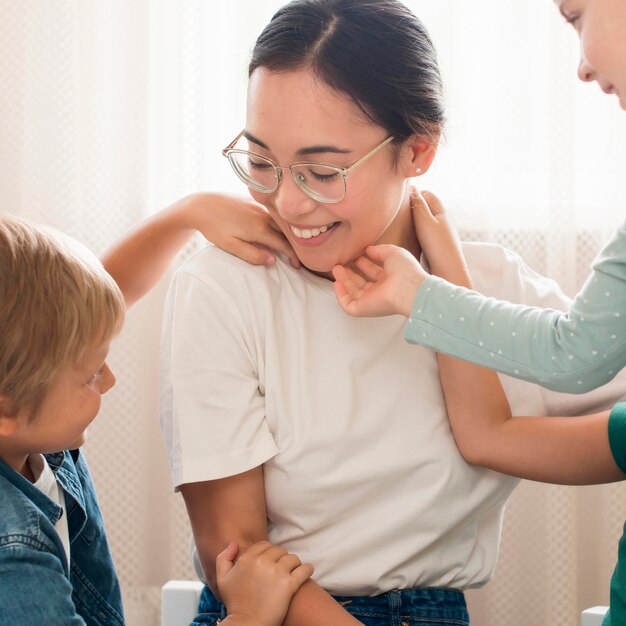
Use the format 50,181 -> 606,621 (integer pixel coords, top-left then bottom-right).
0,396 -> 19,437
403,134 -> 440,178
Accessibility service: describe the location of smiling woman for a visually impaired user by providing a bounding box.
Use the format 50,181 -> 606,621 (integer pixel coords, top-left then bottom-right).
227,66 -> 431,274
158,1 -> 626,626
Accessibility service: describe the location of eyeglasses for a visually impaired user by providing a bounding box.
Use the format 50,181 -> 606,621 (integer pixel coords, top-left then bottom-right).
222,131 -> 395,204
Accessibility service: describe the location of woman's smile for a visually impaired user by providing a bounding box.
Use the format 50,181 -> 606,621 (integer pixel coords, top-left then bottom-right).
288,221 -> 339,246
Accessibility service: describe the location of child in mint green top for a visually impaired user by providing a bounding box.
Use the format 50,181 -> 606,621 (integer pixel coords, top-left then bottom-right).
331,1 -> 626,622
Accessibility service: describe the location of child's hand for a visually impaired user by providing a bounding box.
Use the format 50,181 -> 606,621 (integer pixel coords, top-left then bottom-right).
410,189 -> 472,288
332,244 -> 426,317
182,193 -> 300,269
216,540 -> 313,626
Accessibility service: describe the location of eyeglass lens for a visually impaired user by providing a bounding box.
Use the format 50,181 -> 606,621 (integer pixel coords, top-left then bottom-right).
227,151 -> 345,203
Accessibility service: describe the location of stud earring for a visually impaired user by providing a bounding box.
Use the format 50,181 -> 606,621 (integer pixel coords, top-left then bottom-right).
415,167 -> 422,175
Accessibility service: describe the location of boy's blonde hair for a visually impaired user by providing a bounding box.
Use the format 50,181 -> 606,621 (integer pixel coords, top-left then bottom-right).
0,213 -> 125,418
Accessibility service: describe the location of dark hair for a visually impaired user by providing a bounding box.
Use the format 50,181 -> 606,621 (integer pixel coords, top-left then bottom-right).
249,0 -> 445,149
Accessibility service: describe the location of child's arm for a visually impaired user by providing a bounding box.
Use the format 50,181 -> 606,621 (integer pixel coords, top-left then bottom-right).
216,540 -> 313,626
408,194 -> 625,485
101,192 -> 299,308
335,191 -> 626,484
335,190 -> 626,393
438,356 -> 625,484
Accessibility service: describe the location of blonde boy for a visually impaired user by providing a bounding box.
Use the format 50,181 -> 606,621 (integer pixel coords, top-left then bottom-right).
0,196 -> 310,626
0,215 -> 126,625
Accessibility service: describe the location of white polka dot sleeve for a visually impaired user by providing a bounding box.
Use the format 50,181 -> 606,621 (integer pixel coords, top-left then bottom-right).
405,222 -> 626,393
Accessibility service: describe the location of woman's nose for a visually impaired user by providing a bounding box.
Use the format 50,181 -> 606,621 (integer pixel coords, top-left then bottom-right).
273,170 -> 318,220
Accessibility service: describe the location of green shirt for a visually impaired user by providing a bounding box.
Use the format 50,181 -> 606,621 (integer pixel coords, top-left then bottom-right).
405,222 -> 626,393
605,403 -> 626,626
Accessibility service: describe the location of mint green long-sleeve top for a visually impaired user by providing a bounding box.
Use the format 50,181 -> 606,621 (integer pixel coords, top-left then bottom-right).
405,222 -> 626,393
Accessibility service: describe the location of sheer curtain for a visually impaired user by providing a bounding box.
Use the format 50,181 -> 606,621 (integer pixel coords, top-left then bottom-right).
1,1 -> 625,624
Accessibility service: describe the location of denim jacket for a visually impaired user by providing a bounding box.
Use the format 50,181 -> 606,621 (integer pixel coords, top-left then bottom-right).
0,449 -> 124,625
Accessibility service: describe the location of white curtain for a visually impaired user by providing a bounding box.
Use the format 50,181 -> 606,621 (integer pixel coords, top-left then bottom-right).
1,1 -> 625,624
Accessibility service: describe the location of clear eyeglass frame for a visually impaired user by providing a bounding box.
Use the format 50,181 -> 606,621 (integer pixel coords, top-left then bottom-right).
222,130 -> 395,204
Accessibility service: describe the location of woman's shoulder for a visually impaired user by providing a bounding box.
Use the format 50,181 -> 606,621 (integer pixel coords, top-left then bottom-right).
461,241 -> 568,307
170,244 -> 321,306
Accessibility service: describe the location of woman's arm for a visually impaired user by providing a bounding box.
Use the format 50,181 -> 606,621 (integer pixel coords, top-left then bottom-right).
181,469 -> 361,626
101,192 -> 299,308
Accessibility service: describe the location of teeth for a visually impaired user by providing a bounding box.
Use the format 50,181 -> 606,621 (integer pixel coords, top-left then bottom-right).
292,224 -> 331,239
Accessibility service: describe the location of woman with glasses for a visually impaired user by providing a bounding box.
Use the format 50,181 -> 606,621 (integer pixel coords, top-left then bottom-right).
159,1 -> 626,624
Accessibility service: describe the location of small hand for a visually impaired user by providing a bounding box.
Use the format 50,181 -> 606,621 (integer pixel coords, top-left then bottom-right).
332,244 -> 426,318
217,540 -> 314,626
183,193 -> 301,269
410,188 -> 471,287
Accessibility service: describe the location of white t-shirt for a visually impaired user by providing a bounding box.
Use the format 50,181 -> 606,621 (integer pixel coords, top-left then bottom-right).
29,454 -> 70,566
160,242 -> 626,595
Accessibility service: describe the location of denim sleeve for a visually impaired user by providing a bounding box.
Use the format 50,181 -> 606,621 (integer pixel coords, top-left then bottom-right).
406,223 -> 626,393
0,543 -> 86,625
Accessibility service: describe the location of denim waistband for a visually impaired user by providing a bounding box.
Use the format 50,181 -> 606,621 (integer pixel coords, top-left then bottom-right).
333,587 -> 468,624
196,585 -> 468,625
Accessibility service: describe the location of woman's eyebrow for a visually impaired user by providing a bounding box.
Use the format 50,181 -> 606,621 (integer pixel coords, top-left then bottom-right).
243,130 -> 351,157
244,130 -> 270,150
296,145 -> 352,157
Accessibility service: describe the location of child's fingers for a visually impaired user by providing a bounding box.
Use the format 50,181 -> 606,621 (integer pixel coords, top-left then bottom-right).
332,273 -> 353,310
409,189 -> 437,223
332,264 -> 367,294
226,239 -> 276,265
421,190 -> 445,217
215,541 -> 239,580
362,244 -> 399,265
241,540 -> 273,558
277,552 -> 304,572
353,254 -> 383,282
289,563 -> 315,589
253,543 -> 289,564
259,229 -> 301,268
332,272 -> 360,315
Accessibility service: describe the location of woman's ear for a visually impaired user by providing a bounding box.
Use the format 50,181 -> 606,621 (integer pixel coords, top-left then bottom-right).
403,134 -> 440,178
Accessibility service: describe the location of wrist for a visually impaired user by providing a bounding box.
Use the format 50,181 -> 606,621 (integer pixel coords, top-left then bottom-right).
398,269 -> 425,318
170,193 -> 211,230
219,614 -> 272,626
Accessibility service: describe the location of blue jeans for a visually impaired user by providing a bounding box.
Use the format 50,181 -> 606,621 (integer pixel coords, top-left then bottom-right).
191,585 -> 469,626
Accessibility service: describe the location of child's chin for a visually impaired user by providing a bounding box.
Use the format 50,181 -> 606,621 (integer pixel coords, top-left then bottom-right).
68,433 -> 86,450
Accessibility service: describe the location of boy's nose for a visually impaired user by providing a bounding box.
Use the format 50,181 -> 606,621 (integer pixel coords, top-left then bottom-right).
100,363 -> 116,394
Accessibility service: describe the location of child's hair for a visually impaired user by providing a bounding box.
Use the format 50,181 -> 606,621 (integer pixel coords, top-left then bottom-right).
0,213 -> 125,419
249,0 -> 445,154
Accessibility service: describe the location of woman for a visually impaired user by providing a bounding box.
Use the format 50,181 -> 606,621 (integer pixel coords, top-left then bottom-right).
159,1 -> 626,624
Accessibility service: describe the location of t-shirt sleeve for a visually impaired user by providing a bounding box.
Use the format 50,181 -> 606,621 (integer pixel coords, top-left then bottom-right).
405,223 -> 626,393
160,265 -> 278,489
608,403 -> 626,475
